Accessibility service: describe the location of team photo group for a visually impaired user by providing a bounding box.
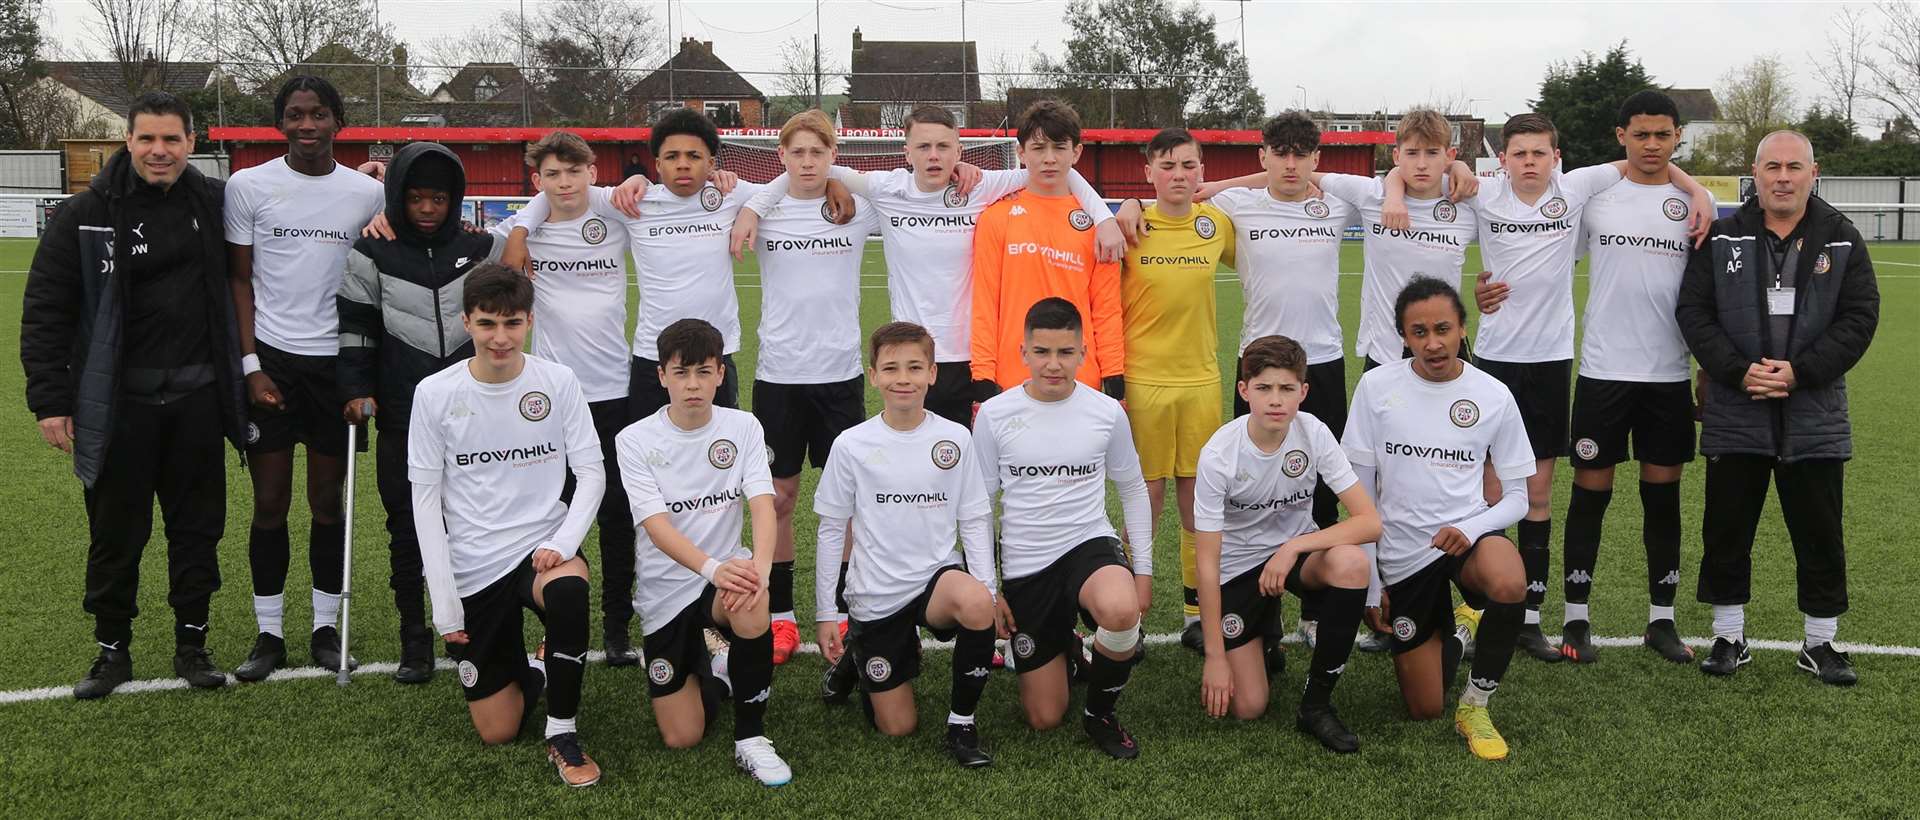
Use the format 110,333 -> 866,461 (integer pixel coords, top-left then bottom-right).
20,72 -> 1880,788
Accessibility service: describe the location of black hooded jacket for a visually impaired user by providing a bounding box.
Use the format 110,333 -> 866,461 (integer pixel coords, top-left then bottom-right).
336,142 -> 502,429
20,148 -> 247,486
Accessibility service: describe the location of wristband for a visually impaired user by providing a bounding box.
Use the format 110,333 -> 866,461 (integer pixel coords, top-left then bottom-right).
242,353 -> 262,375
698,557 -> 721,583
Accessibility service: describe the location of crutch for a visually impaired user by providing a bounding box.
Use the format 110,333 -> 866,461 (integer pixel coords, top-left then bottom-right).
338,401 -> 372,686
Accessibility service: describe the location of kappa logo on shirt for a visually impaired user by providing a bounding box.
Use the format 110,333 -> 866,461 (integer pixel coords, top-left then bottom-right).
1009,205 -> 1027,216
864,447 -> 891,466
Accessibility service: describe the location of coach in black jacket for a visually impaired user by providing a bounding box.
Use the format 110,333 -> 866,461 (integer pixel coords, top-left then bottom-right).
20,92 -> 247,698
1676,130 -> 1879,685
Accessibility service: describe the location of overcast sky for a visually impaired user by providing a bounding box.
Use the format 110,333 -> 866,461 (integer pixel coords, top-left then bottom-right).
36,0 -> 1887,130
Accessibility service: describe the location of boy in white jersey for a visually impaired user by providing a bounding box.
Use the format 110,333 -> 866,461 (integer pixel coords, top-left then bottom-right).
225,76 -> 385,680
407,265 -> 605,786
1343,277 -> 1534,761
1194,335 -> 1380,753
1382,114 -> 1712,660
494,131 -> 644,666
1312,110 -> 1480,373
813,322 -> 1000,767
501,108 -> 853,423
614,318 -> 791,787
974,297 -> 1153,759
1559,91 -> 1706,664
737,111 -> 883,665
732,105 -> 1120,426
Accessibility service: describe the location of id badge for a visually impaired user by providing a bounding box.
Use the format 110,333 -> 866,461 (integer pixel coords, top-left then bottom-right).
1767,287 -> 1795,316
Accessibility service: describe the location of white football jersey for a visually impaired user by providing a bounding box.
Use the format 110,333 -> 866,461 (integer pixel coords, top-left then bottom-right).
751,193 -> 882,383
1194,413 -> 1358,579
491,209 -> 631,401
1318,173 -> 1478,365
407,355 -> 602,595
1209,187 -> 1360,364
1342,360 -> 1535,584
973,383 -> 1149,579
814,413 -> 993,620
1466,165 -> 1620,363
616,406 -> 775,633
1577,178 -> 1697,382
223,156 -> 384,355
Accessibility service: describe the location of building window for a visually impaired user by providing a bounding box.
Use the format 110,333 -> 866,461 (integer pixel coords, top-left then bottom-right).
649,101 -> 685,121
1331,123 -> 1357,132
706,101 -> 742,127
475,74 -> 499,99
945,104 -> 967,128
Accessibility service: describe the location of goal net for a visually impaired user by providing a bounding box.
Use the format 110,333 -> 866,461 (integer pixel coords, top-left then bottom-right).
717,134 -> 1019,184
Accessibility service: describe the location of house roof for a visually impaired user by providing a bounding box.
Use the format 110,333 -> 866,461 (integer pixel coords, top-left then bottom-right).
431,62 -> 527,103
627,38 -> 764,102
262,43 -> 426,101
1005,87 -> 1178,129
1667,88 -> 1722,123
847,32 -> 980,103
46,60 -> 218,114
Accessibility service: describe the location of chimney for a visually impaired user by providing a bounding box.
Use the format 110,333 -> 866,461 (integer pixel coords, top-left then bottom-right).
852,27 -> 862,51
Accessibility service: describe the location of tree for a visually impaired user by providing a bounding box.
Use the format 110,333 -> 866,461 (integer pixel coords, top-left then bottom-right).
767,35 -> 844,122
1798,104 -> 1858,157
1694,55 -> 1797,174
428,0 -> 660,126
1867,0 -> 1920,130
1808,5 -> 1872,129
1032,0 -> 1264,129
0,0 -> 104,148
86,0 -> 191,94
1821,140 -> 1920,175
187,0 -> 398,92
1529,43 -> 1658,169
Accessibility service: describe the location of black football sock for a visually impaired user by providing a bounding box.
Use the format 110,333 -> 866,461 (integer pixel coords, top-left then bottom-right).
1466,601 -> 1523,701
1641,480 -> 1683,609
1301,587 -> 1364,706
950,627 -> 996,718
730,631 -> 774,740
769,561 -> 795,616
1517,519 -> 1551,616
307,520 -> 345,595
1083,641 -> 1139,717
540,576 -> 589,726
1563,486 -> 1612,607
248,525 -> 290,596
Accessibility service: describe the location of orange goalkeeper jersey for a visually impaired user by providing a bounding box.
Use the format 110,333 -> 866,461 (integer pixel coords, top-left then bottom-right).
969,190 -> 1123,390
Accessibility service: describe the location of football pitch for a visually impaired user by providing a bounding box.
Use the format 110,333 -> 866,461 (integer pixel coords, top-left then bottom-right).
0,237 -> 1915,816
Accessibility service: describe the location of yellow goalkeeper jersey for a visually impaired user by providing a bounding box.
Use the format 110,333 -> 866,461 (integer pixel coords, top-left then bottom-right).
1122,202 -> 1236,387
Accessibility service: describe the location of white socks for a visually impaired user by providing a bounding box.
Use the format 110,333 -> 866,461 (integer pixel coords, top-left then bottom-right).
1460,680 -> 1494,707
545,716 -> 576,739
253,594 -> 285,638
1649,604 -> 1675,624
1711,605 -> 1745,642
312,589 -> 342,631
771,611 -> 797,625
946,711 -> 975,726
1183,614 -> 1199,628
1805,615 -> 1838,647
710,651 -> 732,691
1524,608 -> 1542,625
1563,603 -> 1589,626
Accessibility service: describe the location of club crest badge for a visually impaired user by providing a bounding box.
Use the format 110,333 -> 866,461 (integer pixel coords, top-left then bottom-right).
1283,449 -> 1310,478
1575,438 -> 1599,461
932,440 -> 961,470
699,186 -> 723,211
943,184 -> 967,208
1068,208 -> 1094,231
581,217 -> 608,245
1222,614 -> 1245,639
1012,633 -> 1036,658
1450,399 -> 1480,428
708,438 -> 738,469
1540,196 -> 1568,219
246,422 -> 260,444
1305,199 -> 1331,219
458,660 -> 479,688
519,391 -> 551,421
820,201 -> 837,222
1663,197 -> 1689,221
648,658 -> 674,685
1433,200 -> 1458,223
1392,616 -> 1416,641
865,657 -> 892,682
1813,252 -> 1831,275
1195,214 -> 1217,239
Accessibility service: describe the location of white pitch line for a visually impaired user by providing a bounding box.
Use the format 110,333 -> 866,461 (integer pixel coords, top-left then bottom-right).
5,631 -> 1913,706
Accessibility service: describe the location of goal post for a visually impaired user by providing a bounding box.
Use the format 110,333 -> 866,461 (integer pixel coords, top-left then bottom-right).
717,133 -> 1019,184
